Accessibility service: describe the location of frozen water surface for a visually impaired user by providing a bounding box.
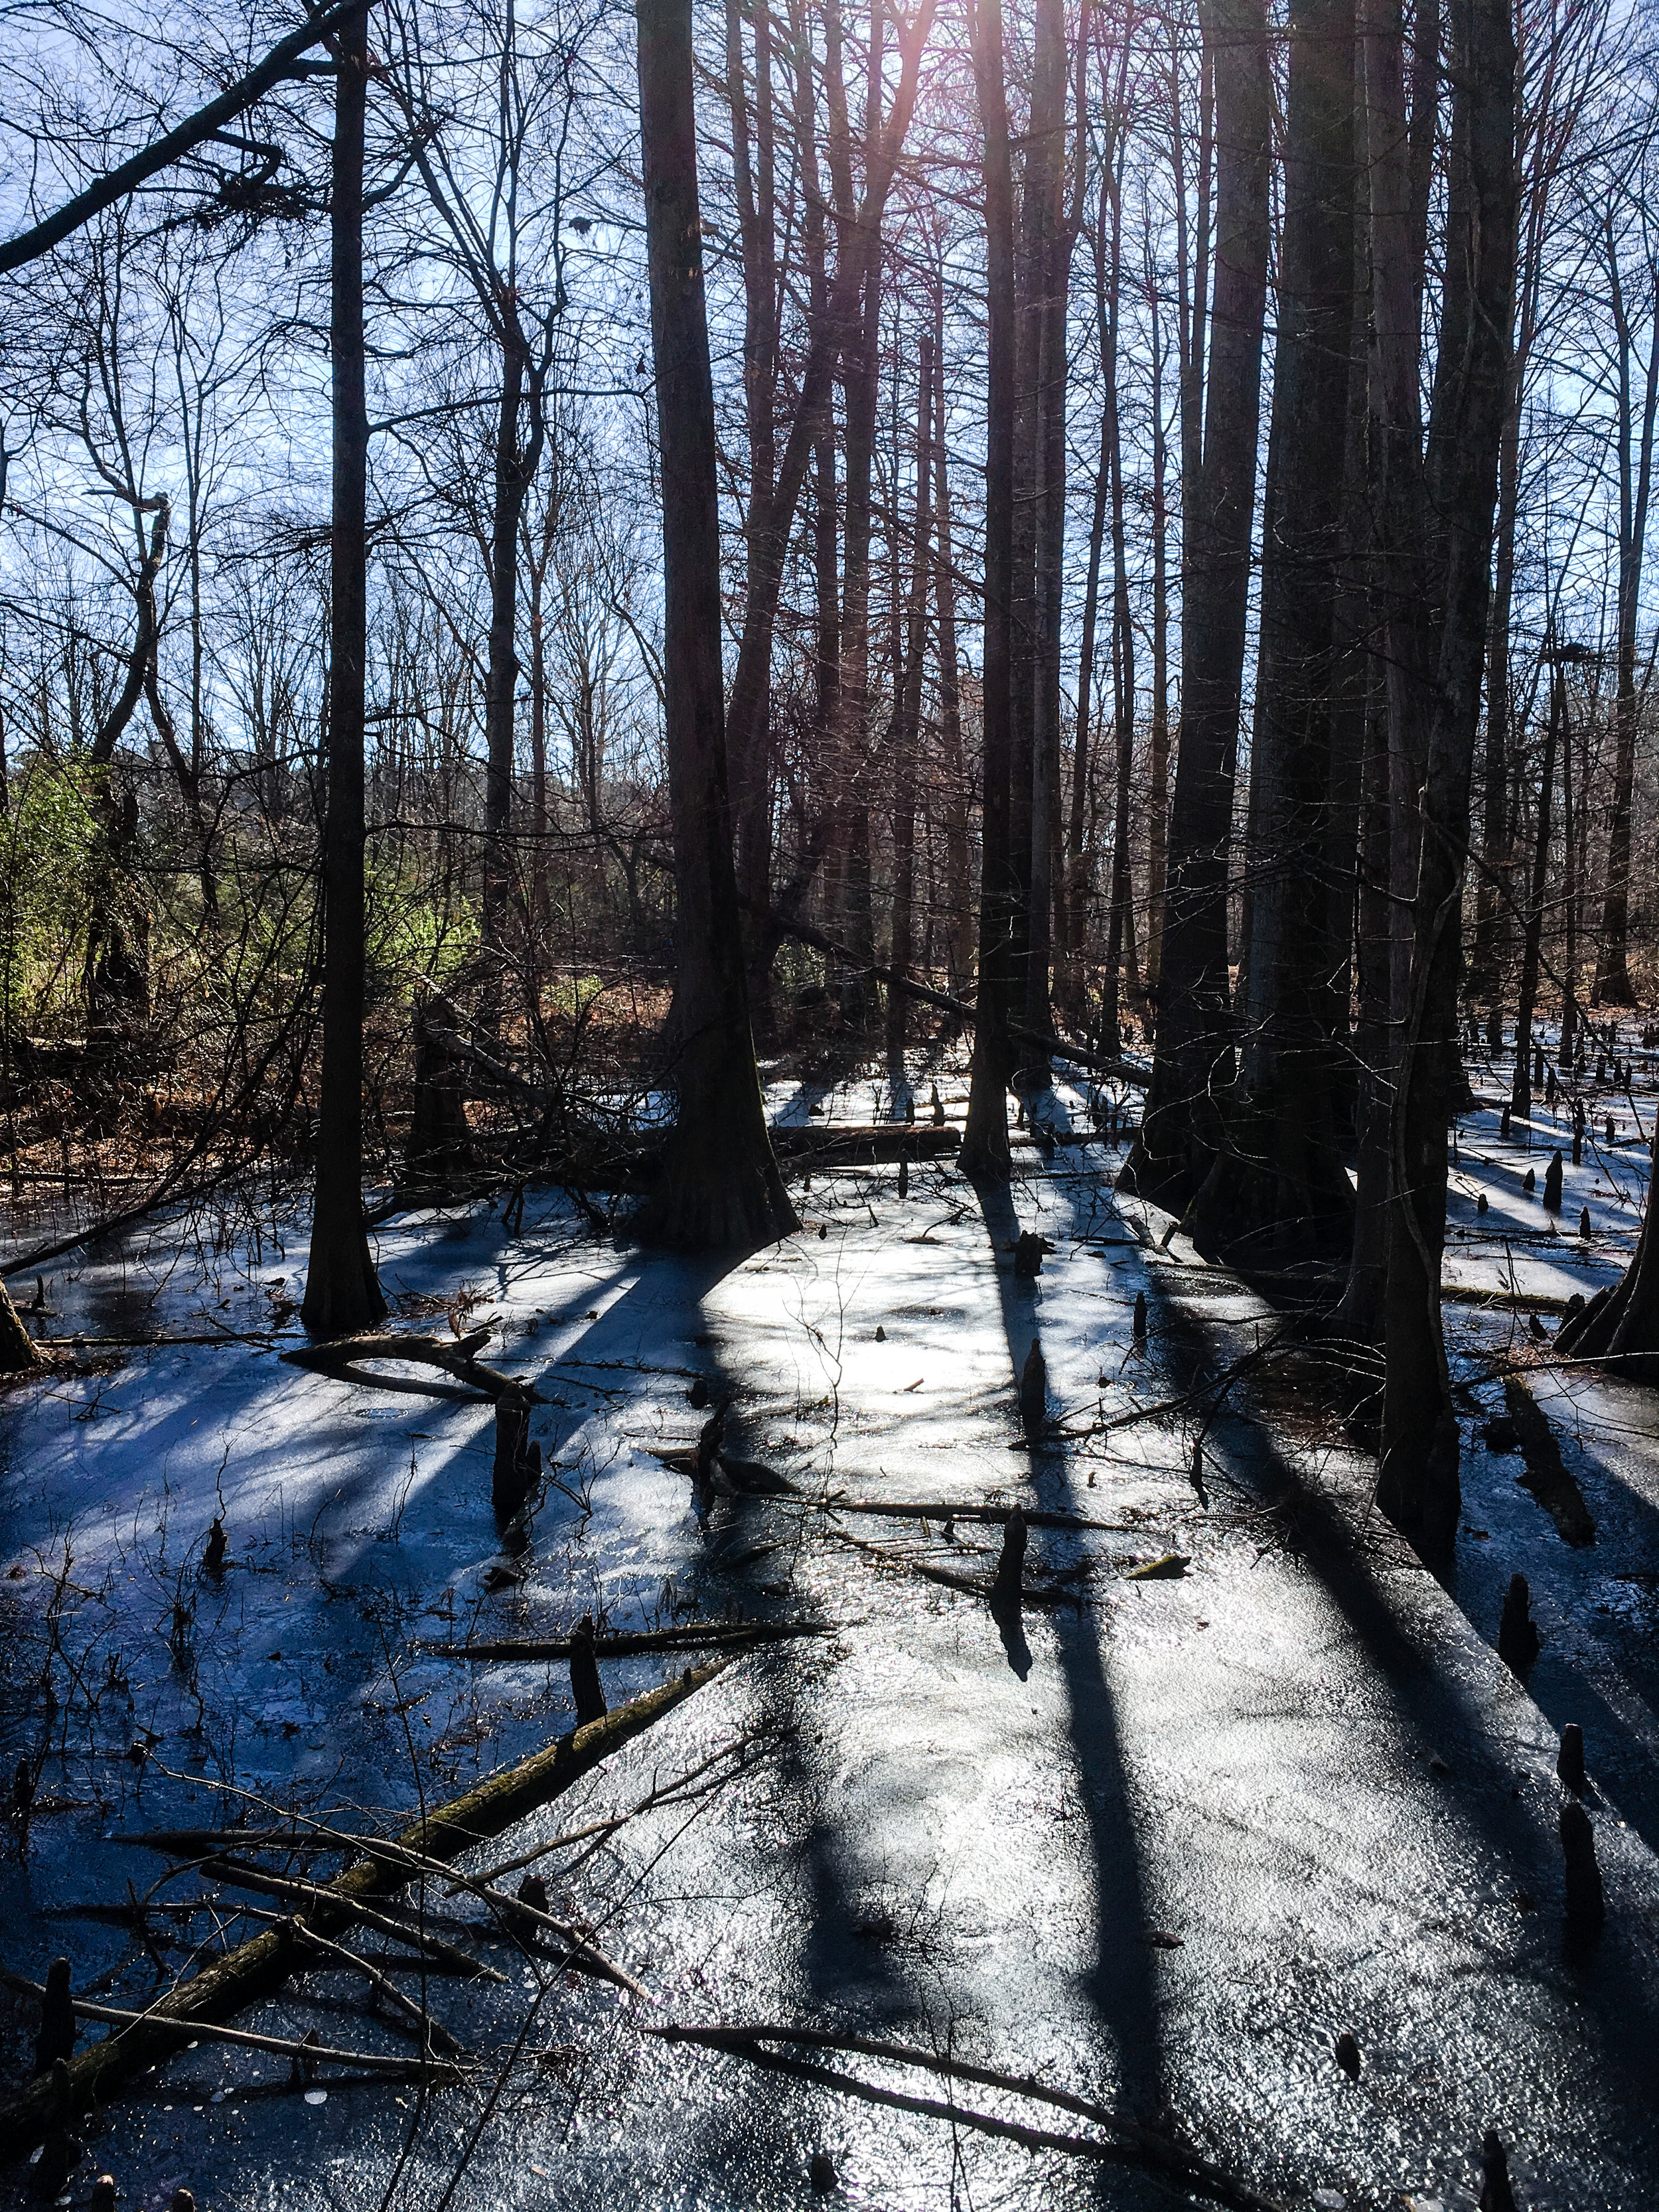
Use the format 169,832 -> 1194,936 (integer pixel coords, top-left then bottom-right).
2,1050 -> 1658,2210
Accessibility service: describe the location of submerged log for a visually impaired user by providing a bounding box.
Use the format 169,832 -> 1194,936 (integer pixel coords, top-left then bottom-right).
1496,1573 -> 1540,1669
768,1124 -> 960,1165
417,1621 -> 830,1661
0,1662 -> 733,2153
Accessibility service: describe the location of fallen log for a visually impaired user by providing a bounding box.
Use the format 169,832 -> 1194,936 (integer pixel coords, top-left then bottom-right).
1,1661 -> 732,2154
768,1124 -> 961,1165
416,1621 -> 832,1661
281,1325 -> 537,1407
830,1524 -> 1092,1607
650,2022 -> 1286,2212
738,899 -> 1151,1087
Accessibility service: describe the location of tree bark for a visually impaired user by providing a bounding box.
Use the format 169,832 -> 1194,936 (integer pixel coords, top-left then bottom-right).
887,327 -> 934,1083
632,0 -> 797,1250
301,0 -> 386,1338
1122,0 -> 1271,1212
1214,0 -> 1357,1260
1593,214 -> 1658,1006
482,319 -> 546,1031
1378,0 -> 1516,1549
961,0 -> 1018,1181
931,271 -> 974,996
1508,656 -> 1562,1128
1147,263 -> 1171,995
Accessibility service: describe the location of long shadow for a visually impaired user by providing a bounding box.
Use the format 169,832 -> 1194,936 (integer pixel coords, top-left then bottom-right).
971,1171 -> 1167,2126
1141,1260 -> 1659,2128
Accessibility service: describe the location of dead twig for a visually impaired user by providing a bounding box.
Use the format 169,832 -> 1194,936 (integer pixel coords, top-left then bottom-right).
0,1966 -> 464,2082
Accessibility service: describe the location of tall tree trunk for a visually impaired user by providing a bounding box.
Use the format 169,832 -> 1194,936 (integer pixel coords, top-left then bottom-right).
887,326 -> 934,1083
84,496 -> 169,1033
727,0 -> 780,1028
1508,654 -> 1563,1128
1098,133 -> 1136,1057
1123,0 -> 1271,1212
930,279 -> 973,997
1011,0 -> 1068,1073
961,0 -> 1017,1180
302,0 -> 386,1337
835,254 -> 881,1009
725,0 -> 938,943
1214,0 -> 1356,1261
1378,0 -> 1516,1550
1062,396 -> 1109,1027
482,321 -> 545,1033
1147,263 -> 1171,995
1593,223 -> 1658,1006
632,0 -> 797,1249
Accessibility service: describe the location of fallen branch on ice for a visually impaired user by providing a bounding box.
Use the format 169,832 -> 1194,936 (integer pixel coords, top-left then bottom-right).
0,1966 -> 464,2082
415,1620 -> 833,1661
2,1661 -> 732,2152
648,2022 -> 1287,2212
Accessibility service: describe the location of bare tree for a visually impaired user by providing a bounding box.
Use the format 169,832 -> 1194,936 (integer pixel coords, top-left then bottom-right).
632,0 -> 796,1247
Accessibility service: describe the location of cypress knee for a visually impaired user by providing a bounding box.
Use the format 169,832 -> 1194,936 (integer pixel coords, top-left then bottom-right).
569,1615 -> 607,1726
1496,1573 -> 1540,1669
34,1957 -> 76,2076
1559,1799 -> 1604,1934
1132,1290 -> 1148,1343
1019,1338 -> 1046,1434
991,1506 -> 1027,1607
1543,1151 -> 1562,1211
1557,1722 -> 1585,1793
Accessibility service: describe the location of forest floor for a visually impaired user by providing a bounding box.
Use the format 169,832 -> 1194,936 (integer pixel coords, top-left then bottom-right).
1,1037 -> 1657,2212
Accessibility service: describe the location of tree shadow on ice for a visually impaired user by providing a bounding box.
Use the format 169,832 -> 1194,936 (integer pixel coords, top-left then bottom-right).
1147,1272 -> 1659,2124
969,1170 -> 1165,2124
